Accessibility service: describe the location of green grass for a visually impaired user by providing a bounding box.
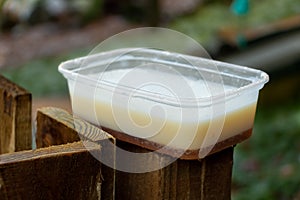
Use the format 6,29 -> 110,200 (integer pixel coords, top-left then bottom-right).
233,102 -> 300,199
0,49 -> 89,97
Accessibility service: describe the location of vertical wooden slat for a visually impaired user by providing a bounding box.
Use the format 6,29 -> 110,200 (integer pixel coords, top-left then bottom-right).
0,141 -> 101,200
35,107 -> 115,200
0,75 -> 31,154
115,141 -> 233,200
201,147 -> 233,199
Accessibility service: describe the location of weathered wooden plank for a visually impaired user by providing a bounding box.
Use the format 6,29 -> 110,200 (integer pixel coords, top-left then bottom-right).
36,107 -> 80,148
35,107 -> 115,200
115,141 -> 233,200
0,141 -> 101,200
0,75 -> 31,154
36,107 -> 234,199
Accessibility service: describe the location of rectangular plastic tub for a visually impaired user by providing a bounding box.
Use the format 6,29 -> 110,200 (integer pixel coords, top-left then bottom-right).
59,48 -> 269,159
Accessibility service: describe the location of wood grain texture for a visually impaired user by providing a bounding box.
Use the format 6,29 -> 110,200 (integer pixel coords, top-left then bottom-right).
35,107 -> 115,200
0,141 -> 102,200
36,107 -> 113,147
115,141 -> 233,200
0,75 -> 32,154
36,107 -> 233,199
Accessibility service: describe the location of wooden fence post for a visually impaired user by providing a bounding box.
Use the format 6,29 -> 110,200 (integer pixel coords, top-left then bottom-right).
114,141 -> 233,200
35,107 -> 116,200
0,75 -> 31,154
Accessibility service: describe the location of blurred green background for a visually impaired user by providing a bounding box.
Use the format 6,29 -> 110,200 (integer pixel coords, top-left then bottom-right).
1,0 -> 300,199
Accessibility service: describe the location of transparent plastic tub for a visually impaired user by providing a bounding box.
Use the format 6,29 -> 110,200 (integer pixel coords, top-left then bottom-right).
59,48 -> 269,159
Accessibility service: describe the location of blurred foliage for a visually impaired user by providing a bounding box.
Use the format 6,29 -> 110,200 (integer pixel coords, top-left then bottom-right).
0,0 -> 6,10
171,0 -> 300,47
0,49 -> 88,97
82,0 -> 103,23
0,0 -> 103,29
233,102 -> 300,199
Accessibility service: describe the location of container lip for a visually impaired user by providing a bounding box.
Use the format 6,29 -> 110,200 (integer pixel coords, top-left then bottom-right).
58,48 -> 269,107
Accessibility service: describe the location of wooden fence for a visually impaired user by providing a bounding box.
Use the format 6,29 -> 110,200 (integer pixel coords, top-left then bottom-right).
0,74 -> 234,200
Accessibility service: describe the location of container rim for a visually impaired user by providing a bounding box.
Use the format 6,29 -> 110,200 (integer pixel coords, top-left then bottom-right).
58,48 -> 269,107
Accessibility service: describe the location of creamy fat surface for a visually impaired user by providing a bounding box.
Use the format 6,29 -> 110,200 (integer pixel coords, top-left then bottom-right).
71,67 -> 257,150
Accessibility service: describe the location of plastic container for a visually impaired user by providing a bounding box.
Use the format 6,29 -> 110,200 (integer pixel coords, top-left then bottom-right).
59,48 -> 269,159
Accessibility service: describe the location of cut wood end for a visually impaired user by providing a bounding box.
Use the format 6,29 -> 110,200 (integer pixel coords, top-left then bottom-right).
36,106 -> 115,142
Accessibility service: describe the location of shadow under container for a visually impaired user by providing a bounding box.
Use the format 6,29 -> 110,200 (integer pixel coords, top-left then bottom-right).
59,48 -> 269,199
